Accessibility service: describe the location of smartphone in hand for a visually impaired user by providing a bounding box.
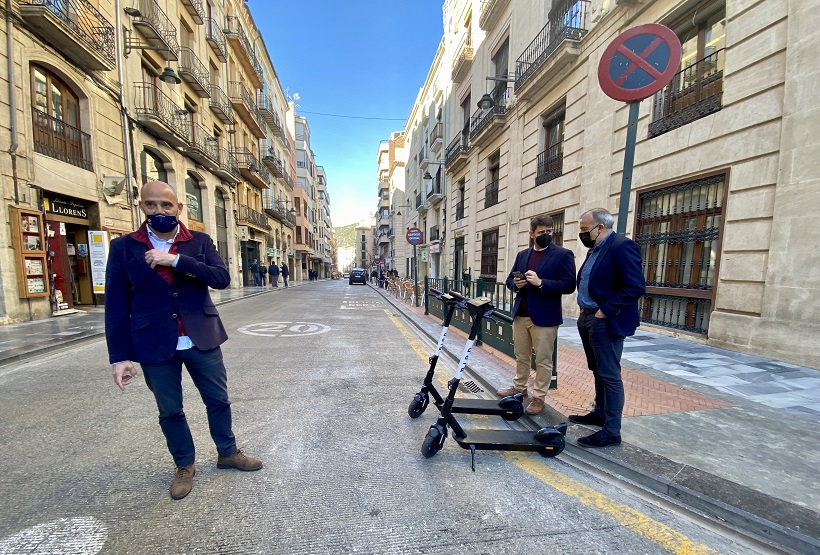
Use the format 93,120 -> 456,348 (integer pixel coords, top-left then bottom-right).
513,271 -> 524,279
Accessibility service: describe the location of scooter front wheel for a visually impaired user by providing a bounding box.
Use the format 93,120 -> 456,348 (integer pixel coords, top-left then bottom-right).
408,393 -> 429,418
421,425 -> 446,458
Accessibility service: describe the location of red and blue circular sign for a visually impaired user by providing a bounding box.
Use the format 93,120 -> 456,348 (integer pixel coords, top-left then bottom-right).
406,227 -> 423,246
598,24 -> 682,102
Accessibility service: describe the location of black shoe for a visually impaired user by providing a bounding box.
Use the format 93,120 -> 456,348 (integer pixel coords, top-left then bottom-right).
568,412 -> 605,427
577,431 -> 621,448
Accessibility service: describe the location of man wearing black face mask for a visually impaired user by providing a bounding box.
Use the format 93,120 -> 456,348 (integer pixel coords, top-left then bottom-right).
571,208 -> 646,448
105,181 -> 262,500
497,215 -> 576,415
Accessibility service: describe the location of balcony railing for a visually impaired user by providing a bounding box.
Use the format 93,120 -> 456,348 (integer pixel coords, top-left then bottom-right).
186,122 -> 218,167
214,146 -> 240,182
263,147 -> 285,176
515,0 -> 589,91
484,180 -> 499,208
20,0 -> 115,70
451,32 -> 474,82
232,147 -> 269,188
256,91 -> 282,133
224,16 -> 263,88
208,83 -> 234,124
429,121 -> 444,147
445,133 -> 469,167
535,143 -> 563,185
127,0 -> 179,60
31,107 -> 92,171
178,47 -> 210,97
205,17 -> 227,62
236,203 -> 270,231
133,82 -> 190,146
179,0 -> 204,25
649,49 -> 724,138
455,200 -> 465,221
228,81 -> 265,138
429,225 -> 441,242
415,193 -> 423,208
469,87 -> 511,140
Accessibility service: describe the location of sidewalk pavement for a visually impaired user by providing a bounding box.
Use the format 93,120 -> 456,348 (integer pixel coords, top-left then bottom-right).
371,284 -> 820,555
0,281 -> 312,366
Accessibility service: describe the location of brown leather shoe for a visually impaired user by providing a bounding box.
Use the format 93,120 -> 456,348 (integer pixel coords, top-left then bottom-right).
217,449 -> 263,471
525,397 -> 545,415
496,386 -> 527,398
170,464 -> 195,500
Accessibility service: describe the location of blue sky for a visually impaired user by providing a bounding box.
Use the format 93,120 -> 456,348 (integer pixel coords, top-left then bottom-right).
249,1 -> 445,227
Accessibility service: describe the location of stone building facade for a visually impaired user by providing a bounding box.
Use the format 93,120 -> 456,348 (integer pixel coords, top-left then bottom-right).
399,0 -> 819,367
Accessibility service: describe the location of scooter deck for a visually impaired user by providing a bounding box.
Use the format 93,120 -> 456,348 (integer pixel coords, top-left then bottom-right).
449,398 -> 520,417
453,429 -> 553,452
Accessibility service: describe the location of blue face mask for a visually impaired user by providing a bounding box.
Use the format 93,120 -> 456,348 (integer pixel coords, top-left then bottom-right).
146,213 -> 178,233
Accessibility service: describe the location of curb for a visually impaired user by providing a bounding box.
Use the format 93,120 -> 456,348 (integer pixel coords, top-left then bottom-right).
369,283 -> 819,555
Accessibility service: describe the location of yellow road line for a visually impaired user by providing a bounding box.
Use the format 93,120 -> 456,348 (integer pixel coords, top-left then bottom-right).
387,309 -> 719,555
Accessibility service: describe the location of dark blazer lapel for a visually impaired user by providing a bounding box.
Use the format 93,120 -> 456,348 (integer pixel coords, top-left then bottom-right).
535,244 -> 557,274
589,232 -> 616,279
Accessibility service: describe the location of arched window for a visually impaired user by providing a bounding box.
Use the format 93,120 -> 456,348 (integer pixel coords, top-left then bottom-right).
185,173 -> 203,222
31,64 -> 91,170
141,149 -> 167,184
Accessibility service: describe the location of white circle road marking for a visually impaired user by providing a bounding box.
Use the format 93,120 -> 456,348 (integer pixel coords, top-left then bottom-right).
237,322 -> 332,337
0,517 -> 107,555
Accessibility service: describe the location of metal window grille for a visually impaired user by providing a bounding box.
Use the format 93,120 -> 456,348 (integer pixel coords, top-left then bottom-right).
480,228 -> 499,279
635,174 -> 725,334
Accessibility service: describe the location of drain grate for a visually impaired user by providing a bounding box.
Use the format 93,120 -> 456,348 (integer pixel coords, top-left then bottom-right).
460,380 -> 484,394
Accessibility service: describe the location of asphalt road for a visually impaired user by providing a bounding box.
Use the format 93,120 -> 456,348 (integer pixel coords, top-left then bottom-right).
0,280 -> 774,554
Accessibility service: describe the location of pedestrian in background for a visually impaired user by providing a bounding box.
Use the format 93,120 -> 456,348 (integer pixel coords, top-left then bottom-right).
281,262 -> 289,287
571,208 -> 646,448
104,181 -> 262,500
249,259 -> 260,286
497,215 -> 576,415
269,261 -> 279,288
259,262 -> 267,286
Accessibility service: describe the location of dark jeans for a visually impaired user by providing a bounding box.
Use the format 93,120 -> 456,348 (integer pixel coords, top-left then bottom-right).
260,274 -> 267,286
253,272 -> 261,286
577,312 -> 625,438
141,346 -> 236,466
282,275 -> 288,287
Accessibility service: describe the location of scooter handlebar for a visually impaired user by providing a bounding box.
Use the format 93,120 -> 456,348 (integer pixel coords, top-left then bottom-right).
429,288 -> 442,296
447,290 -> 467,301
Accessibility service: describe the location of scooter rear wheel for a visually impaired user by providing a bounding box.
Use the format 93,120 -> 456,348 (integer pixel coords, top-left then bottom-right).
408,394 -> 428,419
421,433 -> 442,458
537,436 -> 565,458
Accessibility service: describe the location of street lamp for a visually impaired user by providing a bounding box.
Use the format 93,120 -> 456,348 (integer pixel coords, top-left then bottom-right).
478,75 -> 517,110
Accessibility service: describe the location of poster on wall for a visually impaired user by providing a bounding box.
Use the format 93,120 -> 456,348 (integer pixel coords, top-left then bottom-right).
87,230 -> 109,295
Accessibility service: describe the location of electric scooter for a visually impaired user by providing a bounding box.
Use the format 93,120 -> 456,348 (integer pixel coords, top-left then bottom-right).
421,293 -> 568,471
408,288 -> 525,422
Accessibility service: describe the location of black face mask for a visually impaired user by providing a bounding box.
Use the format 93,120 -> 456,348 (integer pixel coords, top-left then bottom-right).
535,233 -> 552,248
579,226 -> 599,249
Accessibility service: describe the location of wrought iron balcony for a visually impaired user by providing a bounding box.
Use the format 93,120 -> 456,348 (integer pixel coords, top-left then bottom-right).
479,0 -> 510,31
426,174 -> 443,205
236,203 -> 270,231
535,143 -> 563,185
649,49 -> 724,138
469,87 -> 512,145
262,148 -> 285,177
256,91 -> 282,134
231,147 -> 269,189
213,146 -> 240,183
178,47 -> 210,98
451,33 -> 474,83
228,81 -> 265,139
455,200 -> 465,221
184,122 -> 218,170
283,171 -> 294,190
133,82 -> 190,148
208,83 -> 234,124
429,122 -> 444,153
126,0 -> 179,61
224,16 -> 263,89
19,0 -> 115,71
31,107 -> 92,171
445,133 -> 469,172
205,17 -> 227,62
429,225 -> 441,242
515,0 -> 589,96
179,0 -> 204,25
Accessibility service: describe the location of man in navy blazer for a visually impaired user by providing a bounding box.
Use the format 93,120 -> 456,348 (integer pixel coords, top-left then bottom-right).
571,208 -> 646,448
105,181 -> 262,500
496,215 -> 576,415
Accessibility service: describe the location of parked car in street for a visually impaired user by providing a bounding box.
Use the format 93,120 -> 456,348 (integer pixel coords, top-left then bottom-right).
348,268 -> 367,285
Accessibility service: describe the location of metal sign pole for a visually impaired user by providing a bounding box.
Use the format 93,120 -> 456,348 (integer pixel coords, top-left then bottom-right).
413,244 -> 419,307
617,101 -> 640,234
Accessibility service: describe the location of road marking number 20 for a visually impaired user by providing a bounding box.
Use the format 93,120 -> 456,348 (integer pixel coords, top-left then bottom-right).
237,322 -> 331,337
